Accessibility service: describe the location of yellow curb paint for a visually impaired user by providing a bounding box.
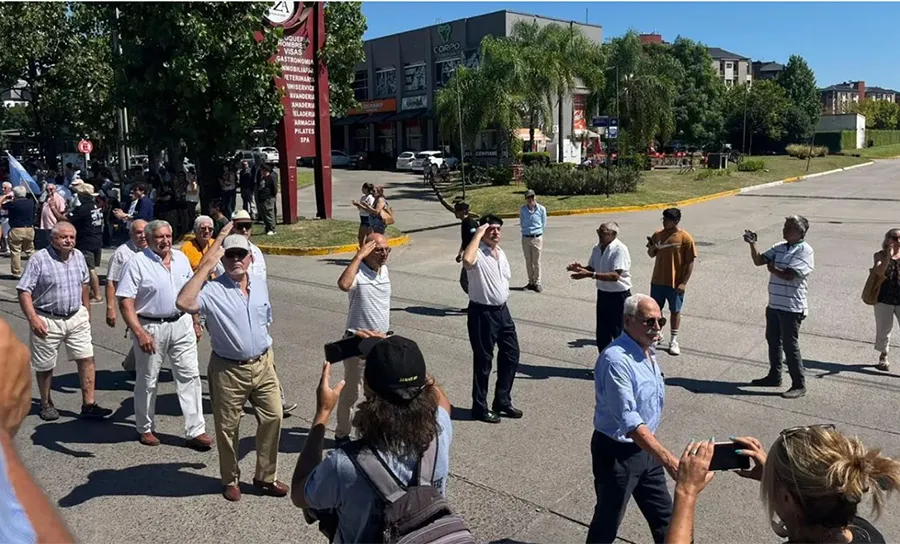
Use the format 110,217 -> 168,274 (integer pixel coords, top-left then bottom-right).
255,234 -> 411,257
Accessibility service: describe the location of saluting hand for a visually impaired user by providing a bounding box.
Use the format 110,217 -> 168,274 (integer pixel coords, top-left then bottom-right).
356,240 -> 377,260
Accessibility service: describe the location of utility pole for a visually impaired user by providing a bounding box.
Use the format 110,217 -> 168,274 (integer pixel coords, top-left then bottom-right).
457,79 -> 466,200
741,86 -> 748,155
111,6 -> 128,179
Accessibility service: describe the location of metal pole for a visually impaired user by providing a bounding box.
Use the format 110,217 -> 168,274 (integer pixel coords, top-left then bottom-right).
112,7 -> 127,178
742,86 -> 748,155
457,80 -> 465,200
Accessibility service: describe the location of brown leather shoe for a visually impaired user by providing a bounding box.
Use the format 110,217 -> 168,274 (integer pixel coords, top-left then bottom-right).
223,485 -> 241,502
139,432 -> 160,446
185,433 -> 213,451
253,479 -> 289,497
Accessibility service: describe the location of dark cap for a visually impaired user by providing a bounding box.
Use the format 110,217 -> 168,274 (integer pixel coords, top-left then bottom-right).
524,189 -> 536,198
454,201 -> 470,212
360,335 -> 428,404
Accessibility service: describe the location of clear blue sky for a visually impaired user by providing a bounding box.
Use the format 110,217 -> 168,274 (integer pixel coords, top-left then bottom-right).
361,2 -> 899,91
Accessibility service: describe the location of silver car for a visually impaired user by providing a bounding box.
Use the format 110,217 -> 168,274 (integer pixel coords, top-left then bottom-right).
395,151 -> 416,171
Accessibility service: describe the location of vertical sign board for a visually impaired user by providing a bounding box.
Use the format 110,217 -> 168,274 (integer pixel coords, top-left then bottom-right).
262,1 -> 332,221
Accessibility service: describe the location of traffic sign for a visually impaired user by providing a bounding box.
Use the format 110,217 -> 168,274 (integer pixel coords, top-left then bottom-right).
77,139 -> 93,154
592,116 -> 609,128
608,126 -> 619,139
609,117 -> 619,128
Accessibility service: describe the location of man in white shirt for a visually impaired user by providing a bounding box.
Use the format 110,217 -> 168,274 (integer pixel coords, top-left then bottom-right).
462,214 -> 522,424
105,219 -> 148,374
568,221 -> 633,355
116,219 -> 212,449
334,233 -> 392,444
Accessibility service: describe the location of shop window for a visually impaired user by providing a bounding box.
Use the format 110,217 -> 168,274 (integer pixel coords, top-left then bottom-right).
352,125 -> 368,153
375,68 -> 396,98
404,63 -> 427,93
377,122 -> 395,155
353,70 -> 368,101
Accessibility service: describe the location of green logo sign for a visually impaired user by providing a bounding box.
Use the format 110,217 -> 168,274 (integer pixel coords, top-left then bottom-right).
437,23 -> 452,44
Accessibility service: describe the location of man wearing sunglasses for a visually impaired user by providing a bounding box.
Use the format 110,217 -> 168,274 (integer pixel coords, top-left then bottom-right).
589,293 -> 676,544
177,230 -> 287,502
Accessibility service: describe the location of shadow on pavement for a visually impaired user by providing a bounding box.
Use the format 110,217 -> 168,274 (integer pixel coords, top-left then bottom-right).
516,363 -> 593,381
568,338 -> 597,350
237,425 -> 334,461
319,258 -> 353,267
664,376 -> 783,396
51,369 -> 139,395
29,416 -> 183,458
57,462 -> 219,506
449,406 -> 475,422
489,540 -> 538,544
109,392 -> 213,422
396,305 -> 465,318
805,359 -> 900,380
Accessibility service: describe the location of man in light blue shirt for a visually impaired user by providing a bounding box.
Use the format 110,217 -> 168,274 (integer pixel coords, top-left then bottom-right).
519,190 -> 547,292
589,294 -> 678,544
177,232 -> 287,503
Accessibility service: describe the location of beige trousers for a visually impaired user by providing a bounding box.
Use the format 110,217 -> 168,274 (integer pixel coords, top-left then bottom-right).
208,350 -> 283,486
9,227 -> 34,277
521,235 -> 543,285
874,302 -> 900,353
335,356 -> 364,439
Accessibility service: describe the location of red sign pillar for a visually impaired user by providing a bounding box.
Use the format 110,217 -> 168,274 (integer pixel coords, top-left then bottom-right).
311,2 -> 332,219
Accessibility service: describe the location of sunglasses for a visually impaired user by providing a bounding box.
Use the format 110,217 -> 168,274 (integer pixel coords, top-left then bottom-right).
780,424 -> 837,507
198,226 -> 213,232
780,423 -> 836,439
640,317 -> 667,328
233,223 -> 252,231
224,250 -> 249,261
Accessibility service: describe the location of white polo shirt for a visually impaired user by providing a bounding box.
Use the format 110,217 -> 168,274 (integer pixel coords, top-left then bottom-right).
466,243 -> 511,306
346,262 -> 391,333
116,248 -> 194,318
588,238 -> 632,292
250,242 -> 267,280
107,241 -> 142,283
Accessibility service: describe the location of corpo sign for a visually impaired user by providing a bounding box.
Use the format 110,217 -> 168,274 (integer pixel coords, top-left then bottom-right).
433,42 -> 460,55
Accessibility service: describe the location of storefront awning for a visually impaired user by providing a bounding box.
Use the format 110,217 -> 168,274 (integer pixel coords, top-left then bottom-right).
331,114 -> 368,126
358,112 -> 394,124
384,108 -> 428,122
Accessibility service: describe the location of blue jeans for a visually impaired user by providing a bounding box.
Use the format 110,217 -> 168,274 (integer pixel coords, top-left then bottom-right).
650,284 -> 684,313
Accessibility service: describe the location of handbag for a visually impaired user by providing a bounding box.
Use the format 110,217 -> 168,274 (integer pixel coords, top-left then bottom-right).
380,205 -> 395,226
862,267 -> 885,305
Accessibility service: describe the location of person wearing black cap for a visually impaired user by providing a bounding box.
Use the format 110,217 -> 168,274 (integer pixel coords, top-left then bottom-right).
462,214 -> 522,424
255,164 -> 278,236
291,333 -> 453,543
454,201 -> 478,296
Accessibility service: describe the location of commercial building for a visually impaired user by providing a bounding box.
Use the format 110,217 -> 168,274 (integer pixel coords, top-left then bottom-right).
330,10 -> 602,161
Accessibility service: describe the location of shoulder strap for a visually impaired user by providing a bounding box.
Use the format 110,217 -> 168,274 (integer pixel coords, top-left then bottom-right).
416,438 -> 439,486
345,442 -> 408,504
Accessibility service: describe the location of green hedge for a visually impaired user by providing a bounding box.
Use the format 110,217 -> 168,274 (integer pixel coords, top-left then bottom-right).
521,152 -> 551,166
737,158 -> 765,172
867,130 -> 900,147
523,165 -> 641,196
619,154 -> 652,171
487,166 -> 514,186
814,131 -> 857,152
786,144 -> 829,159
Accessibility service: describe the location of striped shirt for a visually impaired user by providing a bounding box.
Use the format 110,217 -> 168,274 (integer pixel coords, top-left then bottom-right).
346,262 -> 391,333
16,247 -> 89,315
763,241 -> 814,314
0,443 -> 35,543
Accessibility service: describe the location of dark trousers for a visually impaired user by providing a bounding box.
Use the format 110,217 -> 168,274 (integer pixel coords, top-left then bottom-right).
241,189 -> 255,215
587,431 -> 672,544
765,306 -> 805,387
597,290 -> 630,353
459,267 -> 469,294
258,196 -> 276,233
222,190 -> 237,219
467,302 -> 519,414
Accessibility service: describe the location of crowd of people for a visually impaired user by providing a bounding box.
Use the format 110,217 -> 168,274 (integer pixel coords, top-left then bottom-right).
0,176 -> 899,543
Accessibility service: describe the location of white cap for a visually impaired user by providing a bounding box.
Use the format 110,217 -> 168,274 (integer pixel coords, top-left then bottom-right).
222,234 -> 250,252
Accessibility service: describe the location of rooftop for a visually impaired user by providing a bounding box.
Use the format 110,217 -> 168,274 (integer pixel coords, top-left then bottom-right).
866,86 -> 900,94
706,47 -> 749,60
754,61 -> 785,72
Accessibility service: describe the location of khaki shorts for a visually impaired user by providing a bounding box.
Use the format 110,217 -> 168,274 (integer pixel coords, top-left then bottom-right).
30,306 -> 94,371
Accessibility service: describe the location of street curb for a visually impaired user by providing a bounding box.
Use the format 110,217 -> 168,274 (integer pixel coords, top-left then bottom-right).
489,161 -> 876,219
255,234 -> 411,257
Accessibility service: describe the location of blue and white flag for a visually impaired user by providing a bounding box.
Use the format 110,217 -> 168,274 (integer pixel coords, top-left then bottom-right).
5,152 -> 41,195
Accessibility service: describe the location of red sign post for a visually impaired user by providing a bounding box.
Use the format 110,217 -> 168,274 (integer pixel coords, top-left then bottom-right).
262,1 -> 332,222
77,139 -> 93,154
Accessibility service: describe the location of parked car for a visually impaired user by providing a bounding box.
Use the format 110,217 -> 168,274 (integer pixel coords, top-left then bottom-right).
233,150 -> 257,165
331,150 -> 351,167
395,151 -> 416,171
252,146 -> 279,163
410,150 -> 443,173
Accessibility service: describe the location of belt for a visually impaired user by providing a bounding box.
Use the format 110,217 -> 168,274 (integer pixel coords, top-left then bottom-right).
36,308 -> 79,320
522,233 -> 542,238
138,312 -> 185,323
468,301 -> 506,311
214,349 -> 269,366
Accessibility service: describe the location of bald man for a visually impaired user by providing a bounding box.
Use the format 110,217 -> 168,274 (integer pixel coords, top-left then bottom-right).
105,219 -> 148,374
334,233 -> 392,445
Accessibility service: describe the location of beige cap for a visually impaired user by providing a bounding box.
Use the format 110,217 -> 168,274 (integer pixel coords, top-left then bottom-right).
222,234 -> 250,252
231,209 -> 252,222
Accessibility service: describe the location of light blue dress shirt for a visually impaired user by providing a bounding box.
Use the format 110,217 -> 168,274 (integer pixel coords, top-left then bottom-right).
0,443 -> 36,543
519,203 -> 547,236
593,332 -> 665,443
197,272 -> 273,360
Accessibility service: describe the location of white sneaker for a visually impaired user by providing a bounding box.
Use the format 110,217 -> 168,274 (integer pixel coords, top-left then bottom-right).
669,338 -> 681,356
266,231 -> 276,236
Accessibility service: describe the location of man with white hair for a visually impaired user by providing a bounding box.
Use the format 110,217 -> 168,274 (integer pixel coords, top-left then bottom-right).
181,215 -> 216,274
568,221 -> 633,356
116,219 -> 212,449
105,219 -> 148,374
1,186 -> 35,278
16,221 -> 113,421
589,293 -> 675,543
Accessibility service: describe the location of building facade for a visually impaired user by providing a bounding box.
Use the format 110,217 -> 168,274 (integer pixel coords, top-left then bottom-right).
820,81 -> 865,114
707,47 -> 751,87
751,61 -> 784,82
330,10 -> 603,161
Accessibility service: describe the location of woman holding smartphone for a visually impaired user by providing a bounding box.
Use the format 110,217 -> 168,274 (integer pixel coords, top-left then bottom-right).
871,228 -> 900,371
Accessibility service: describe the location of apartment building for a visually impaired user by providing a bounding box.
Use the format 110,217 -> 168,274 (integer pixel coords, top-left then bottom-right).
866,86 -> 900,104
751,61 -> 785,82
707,48 -> 751,87
819,81 -> 865,115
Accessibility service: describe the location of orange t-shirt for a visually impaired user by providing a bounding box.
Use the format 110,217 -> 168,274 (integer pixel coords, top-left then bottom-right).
181,238 -> 214,272
650,228 -> 697,288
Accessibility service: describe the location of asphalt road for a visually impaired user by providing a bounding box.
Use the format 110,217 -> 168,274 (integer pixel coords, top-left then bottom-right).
6,160 -> 900,543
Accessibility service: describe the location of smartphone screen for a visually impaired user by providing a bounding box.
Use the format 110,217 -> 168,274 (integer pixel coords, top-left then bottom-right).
709,442 -> 751,471
324,335 -> 362,363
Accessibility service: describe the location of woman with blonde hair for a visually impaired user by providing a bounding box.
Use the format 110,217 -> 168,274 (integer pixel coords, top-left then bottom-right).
667,425 -> 900,543
871,228 -> 900,371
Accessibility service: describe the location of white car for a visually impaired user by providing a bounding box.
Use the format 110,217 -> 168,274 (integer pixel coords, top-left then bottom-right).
252,146 -> 279,163
395,151 -> 416,171
410,151 -> 443,173
331,150 -> 351,167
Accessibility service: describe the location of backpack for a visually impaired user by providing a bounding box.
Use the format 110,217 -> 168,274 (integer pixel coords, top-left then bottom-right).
348,439 -> 475,544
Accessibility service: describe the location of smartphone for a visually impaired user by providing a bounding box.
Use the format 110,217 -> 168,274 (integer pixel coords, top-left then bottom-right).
709,441 -> 751,471
324,335 -> 362,363
742,229 -> 758,243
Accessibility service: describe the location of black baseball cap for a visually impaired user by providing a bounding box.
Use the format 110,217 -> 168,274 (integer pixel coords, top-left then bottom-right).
360,335 -> 428,404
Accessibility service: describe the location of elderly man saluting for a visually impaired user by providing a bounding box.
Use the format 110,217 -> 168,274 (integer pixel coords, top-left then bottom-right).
17,221 -> 113,421
589,294 -> 677,544
116,219 -> 211,450
177,226 -> 288,502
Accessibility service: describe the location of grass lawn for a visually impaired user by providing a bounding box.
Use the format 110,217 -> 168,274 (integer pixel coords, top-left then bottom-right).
297,169 -> 314,189
441,155 -> 869,216
845,144 -> 900,159
251,220 -> 403,248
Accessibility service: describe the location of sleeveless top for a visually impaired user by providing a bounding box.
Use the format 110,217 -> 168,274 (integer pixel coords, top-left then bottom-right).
877,257 -> 900,306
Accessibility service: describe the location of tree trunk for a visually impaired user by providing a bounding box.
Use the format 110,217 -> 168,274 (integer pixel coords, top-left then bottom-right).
557,93 -> 564,163
528,110 -> 535,153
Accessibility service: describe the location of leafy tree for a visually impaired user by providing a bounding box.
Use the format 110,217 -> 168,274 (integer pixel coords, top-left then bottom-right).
322,2 -> 367,117
723,80 -> 790,154
849,98 -> 900,130
776,55 -> 820,143
668,37 -> 725,146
